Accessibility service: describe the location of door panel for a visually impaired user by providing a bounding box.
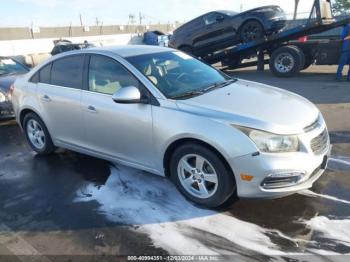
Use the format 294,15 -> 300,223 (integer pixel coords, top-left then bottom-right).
37,84 -> 84,146
34,55 -> 85,146
194,13 -> 237,50
82,92 -> 154,168
81,54 -> 155,168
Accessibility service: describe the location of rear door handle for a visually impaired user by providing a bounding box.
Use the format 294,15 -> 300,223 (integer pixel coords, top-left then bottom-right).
87,105 -> 98,113
41,95 -> 51,102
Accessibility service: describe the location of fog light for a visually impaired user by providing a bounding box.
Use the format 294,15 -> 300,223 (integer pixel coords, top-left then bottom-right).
261,171 -> 306,189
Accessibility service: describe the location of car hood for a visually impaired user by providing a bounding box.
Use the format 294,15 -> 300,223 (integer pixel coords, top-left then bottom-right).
175,79 -> 319,135
0,74 -> 20,93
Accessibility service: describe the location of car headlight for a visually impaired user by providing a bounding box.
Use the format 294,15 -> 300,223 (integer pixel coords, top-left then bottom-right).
236,126 -> 299,153
0,92 -> 6,103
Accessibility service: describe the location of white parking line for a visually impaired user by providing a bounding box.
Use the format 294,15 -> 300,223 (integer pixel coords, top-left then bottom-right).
0,223 -> 51,262
299,190 -> 350,205
330,157 -> 350,167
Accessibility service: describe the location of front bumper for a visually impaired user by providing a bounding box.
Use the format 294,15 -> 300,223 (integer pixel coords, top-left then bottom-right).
0,101 -> 15,119
228,124 -> 331,199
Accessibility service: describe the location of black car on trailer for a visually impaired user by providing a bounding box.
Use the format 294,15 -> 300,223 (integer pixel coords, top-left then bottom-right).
169,6 -> 286,56
173,0 -> 350,78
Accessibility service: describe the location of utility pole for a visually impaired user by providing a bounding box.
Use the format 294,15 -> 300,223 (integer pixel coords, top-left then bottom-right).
293,0 -> 300,20
139,12 -> 145,25
69,21 -> 72,37
128,14 -> 136,33
138,12 -> 145,34
79,14 -> 83,27
128,14 -> 136,25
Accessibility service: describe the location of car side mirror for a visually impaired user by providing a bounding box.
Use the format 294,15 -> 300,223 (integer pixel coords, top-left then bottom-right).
112,86 -> 147,104
216,15 -> 225,22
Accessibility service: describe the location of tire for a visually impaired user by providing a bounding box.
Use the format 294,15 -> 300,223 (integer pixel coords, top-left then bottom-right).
170,143 -> 236,208
23,113 -> 56,155
179,46 -> 193,55
269,46 -> 305,77
240,20 -> 265,43
302,56 -> 314,70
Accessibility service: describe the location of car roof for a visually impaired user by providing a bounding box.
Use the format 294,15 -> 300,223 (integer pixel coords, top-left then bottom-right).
39,45 -> 173,68
89,45 -> 171,57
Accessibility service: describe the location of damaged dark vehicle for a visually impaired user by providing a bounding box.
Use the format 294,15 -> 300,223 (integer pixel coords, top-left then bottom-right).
169,6 -> 286,56
0,57 -> 29,119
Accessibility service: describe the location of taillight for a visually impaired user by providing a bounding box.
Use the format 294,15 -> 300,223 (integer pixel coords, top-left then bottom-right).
298,36 -> 308,43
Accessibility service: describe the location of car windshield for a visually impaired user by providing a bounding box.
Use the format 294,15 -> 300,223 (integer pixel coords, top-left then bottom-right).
0,58 -> 28,76
126,51 -> 234,99
221,10 -> 238,16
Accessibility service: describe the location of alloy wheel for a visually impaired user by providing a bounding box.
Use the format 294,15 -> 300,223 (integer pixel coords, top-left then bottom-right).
26,119 -> 46,150
241,21 -> 264,42
177,154 -> 219,199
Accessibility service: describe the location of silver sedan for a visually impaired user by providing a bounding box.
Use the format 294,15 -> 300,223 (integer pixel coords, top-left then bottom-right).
11,46 -> 331,207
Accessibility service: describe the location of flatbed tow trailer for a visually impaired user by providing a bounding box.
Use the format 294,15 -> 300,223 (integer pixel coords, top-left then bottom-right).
200,0 -> 350,77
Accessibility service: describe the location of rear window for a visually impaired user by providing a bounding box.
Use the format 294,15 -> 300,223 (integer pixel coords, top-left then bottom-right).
30,63 -> 51,84
51,55 -> 84,89
39,63 -> 51,84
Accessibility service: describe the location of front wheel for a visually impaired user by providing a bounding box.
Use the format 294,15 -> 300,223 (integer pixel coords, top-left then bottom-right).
23,113 -> 56,155
170,143 -> 236,208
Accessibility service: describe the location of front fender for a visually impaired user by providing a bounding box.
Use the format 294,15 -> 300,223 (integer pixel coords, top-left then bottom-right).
152,104 -> 258,174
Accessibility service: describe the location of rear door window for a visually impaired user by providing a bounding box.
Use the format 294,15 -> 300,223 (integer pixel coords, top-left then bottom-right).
51,55 -> 84,89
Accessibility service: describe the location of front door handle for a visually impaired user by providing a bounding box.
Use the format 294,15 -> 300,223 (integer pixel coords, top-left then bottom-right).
87,105 -> 97,113
41,95 -> 51,102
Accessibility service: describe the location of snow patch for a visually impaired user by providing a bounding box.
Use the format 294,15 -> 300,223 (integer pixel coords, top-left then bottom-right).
75,165 -> 289,256
304,216 -> 350,247
75,164 -> 350,256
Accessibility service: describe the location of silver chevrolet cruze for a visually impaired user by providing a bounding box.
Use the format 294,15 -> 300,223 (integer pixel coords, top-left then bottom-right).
12,46 -> 331,207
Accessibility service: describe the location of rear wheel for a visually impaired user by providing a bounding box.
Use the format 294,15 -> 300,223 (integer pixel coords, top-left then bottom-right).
23,113 -> 56,155
170,143 -> 236,208
269,46 -> 305,77
240,20 -> 265,43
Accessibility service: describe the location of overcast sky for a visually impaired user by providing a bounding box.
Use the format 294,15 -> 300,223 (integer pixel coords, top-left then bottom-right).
1,0 -> 315,27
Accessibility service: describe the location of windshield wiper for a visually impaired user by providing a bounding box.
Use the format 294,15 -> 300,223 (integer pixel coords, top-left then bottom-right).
169,79 -> 236,100
169,90 -> 204,100
202,79 -> 237,94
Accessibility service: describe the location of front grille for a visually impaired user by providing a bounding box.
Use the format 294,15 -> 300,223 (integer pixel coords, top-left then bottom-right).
311,129 -> 329,155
